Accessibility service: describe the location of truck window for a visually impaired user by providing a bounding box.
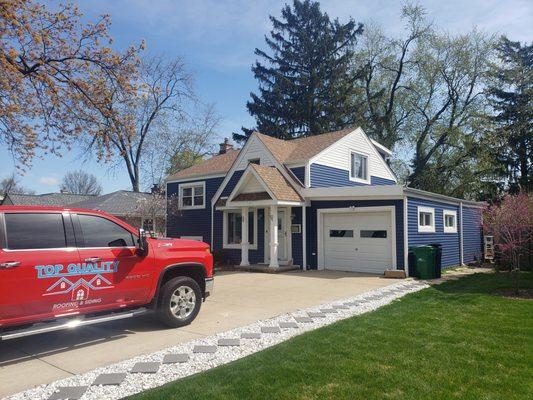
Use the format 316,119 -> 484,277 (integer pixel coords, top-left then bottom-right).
4,213 -> 67,250
78,214 -> 135,248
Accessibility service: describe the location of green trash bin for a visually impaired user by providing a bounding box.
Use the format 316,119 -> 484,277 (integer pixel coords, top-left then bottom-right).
408,245 -> 437,279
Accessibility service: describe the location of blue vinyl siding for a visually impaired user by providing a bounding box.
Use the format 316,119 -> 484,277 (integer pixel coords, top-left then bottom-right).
306,200 -> 404,270
310,164 -> 396,187
463,206 -> 483,263
220,170 -> 244,197
166,176 -> 224,246
290,166 -> 306,185
291,207 -> 303,267
407,197 -> 460,268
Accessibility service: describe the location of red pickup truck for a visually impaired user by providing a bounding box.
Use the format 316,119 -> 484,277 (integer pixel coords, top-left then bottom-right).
0,206 -> 213,340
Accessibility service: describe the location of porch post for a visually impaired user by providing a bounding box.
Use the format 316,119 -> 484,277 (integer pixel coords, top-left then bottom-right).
240,206 -> 250,267
269,205 -> 279,268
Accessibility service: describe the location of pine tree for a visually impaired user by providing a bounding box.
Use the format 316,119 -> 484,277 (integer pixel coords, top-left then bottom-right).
235,0 -> 363,142
487,37 -> 533,193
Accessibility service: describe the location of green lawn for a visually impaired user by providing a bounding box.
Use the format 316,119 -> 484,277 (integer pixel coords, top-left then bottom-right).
132,272 -> 533,400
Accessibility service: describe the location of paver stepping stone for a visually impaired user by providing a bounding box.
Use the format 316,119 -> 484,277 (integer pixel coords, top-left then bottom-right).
343,301 -> 360,306
92,373 -> 127,386
48,386 -> 88,400
241,332 -> 261,339
308,312 -> 326,318
320,308 -> 337,313
162,353 -> 189,364
279,322 -> 299,329
294,316 -> 314,323
218,338 -> 240,346
333,305 -> 349,309
131,362 -> 160,374
261,326 -> 281,333
193,345 -> 217,354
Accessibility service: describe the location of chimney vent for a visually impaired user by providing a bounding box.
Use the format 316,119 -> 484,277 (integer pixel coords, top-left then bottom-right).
219,138 -> 233,155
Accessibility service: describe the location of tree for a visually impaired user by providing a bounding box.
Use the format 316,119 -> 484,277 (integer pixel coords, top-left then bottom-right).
0,0 -> 141,169
60,170 -> 102,195
354,5 -> 495,198
483,192 -> 533,294
141,103 -> 219,188
486,37 -> 532,194
0,173 -> 34,195
236,0 -> 363,142
85,56 -> 195,192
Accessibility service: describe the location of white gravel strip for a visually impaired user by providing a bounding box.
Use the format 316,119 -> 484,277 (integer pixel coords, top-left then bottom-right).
5,280 -> 429,400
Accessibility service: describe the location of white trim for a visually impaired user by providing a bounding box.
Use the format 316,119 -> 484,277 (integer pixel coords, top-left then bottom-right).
222,208 -> 258,250
305,162 -> 311,187
227,165 -> 276,202
179,181 -> 206,210
417,206 -> 435,233
403,196 -> 409,276
180,236 -> 203,241
166,173 -> 226,184
302,205 -> 307,270
316,206 -> 397,271
443,209 -> 458,233
349,151 -> 370,184
370,139 -> 392,156
404,187 -> 484,207
303,185 -> 404,199
264,206 -> 290,265
459,202 -> 464,265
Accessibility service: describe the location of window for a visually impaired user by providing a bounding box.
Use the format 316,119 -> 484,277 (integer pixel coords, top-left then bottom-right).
142,218 -> 154,232
78,214 -> 135,247
350,152 -> 368,181
4,213 -> 67,250
330,230 -> 354,238
223,209 -> 257,249
360,230 -> 387,238
417,206 -> 435,233
443,210 -> 457,233
179,182 -> 205,209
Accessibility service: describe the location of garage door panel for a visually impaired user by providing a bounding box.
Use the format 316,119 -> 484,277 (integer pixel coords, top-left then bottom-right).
323,211 -> 393,274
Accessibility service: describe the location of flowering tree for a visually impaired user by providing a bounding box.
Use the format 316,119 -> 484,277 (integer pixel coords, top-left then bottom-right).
483,192 -> 533,293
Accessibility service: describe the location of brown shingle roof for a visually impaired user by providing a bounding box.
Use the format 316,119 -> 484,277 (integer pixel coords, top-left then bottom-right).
250,164 -> 303,202
166,149 -> 240,181
255,127 -> 356,164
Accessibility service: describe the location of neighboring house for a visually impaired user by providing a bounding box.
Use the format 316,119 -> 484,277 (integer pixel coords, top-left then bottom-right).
170,126 -> 480,274
72,190 -> 166,235
2,190 -> 165,236
1,192 -> 95,206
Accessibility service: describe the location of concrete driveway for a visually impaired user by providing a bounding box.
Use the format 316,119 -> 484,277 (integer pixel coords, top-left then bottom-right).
0,270 -> 394,397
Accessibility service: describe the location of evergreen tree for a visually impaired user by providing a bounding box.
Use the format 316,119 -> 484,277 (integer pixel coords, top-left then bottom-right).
235,0 -> 363,142
487,37 -> 532,193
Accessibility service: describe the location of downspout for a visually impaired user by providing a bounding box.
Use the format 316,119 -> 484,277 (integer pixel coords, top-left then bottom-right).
403,194 -> 409,276
460,202 -> 464,266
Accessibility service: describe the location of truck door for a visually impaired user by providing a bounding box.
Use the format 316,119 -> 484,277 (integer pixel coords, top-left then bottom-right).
73,213 -> 153,308
0,212 -> 81,325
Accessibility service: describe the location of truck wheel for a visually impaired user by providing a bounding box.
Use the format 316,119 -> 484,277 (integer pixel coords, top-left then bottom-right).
157,277 -> 202,328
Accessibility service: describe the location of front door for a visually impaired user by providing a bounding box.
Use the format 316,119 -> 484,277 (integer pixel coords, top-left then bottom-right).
265,208 -> 288,264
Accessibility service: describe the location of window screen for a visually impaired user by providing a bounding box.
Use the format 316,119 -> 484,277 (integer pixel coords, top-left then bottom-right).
445,214 -> 455,227
330,230 -> 354,238
360,230 -> 387,238
5,213 -> 66,250
78,214 -> 135,247
419,212 -> 433,226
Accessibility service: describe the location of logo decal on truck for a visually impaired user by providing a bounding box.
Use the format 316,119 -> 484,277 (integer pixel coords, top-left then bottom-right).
34,261 -> 119,299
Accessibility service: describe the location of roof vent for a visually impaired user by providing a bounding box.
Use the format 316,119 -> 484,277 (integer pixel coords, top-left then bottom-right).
219,138 -> 233,155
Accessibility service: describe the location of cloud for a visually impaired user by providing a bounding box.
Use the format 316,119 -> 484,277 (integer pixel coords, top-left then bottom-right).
38,177 -> 60,186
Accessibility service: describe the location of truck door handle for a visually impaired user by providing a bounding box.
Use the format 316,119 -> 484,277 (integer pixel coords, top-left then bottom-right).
84,257 -> 102,263
0,261 -> 21,269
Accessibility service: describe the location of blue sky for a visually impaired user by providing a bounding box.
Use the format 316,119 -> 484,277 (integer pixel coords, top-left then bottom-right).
2,0 -> 532,194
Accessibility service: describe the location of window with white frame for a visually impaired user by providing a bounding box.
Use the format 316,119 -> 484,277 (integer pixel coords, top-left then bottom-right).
350,152 -> 369,182
179,182 -> 205,209
443,210 -> 457,233
418,206 -> 435,232
223,209 -> 257,249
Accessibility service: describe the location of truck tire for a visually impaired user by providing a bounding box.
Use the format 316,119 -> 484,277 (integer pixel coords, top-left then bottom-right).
157,276 -> 202,328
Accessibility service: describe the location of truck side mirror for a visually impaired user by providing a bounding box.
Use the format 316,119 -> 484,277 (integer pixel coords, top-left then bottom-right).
137,228 -> 148,255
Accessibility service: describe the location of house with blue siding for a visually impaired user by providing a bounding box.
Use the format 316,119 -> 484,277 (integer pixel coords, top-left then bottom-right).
166,128 -> 483,275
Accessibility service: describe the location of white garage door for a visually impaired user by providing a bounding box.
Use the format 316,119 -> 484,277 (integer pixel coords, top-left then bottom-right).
323,211 -> 393,273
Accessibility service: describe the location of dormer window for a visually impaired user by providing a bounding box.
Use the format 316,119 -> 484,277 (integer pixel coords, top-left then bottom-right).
350,152 -> 368,182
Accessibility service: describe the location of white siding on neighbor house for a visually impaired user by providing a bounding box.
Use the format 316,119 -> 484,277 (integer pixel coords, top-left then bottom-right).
234,135 -> 276,170
310,128 -> 396,182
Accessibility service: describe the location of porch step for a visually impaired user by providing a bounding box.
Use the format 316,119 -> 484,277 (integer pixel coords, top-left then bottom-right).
216,264 -> 300,274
